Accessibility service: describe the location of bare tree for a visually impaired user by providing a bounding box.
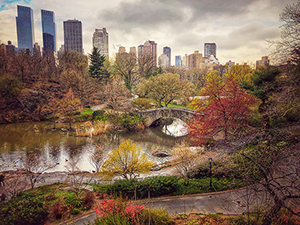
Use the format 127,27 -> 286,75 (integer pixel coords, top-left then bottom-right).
21,153 -> 59,189
138,54 -> 154,78
171,142 -> 200,185
90,144 -> 106,173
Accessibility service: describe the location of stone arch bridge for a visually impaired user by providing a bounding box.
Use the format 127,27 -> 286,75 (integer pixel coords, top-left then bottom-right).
137,107 -> 201,127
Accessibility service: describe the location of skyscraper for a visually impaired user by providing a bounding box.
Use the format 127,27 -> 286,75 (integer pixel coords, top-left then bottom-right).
92,28 -> 109,56
16,5 -> 35,50
64,19 -> 83,53
204,43 -> 216,58
163,46 -> 171,66
175,55 -> 182,67
138,40 -> 157,67
41,9 -> 56,54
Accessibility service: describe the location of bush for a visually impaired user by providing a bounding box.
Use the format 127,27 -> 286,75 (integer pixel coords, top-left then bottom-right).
103,176 -> 180,199
65,194 -> 82,208
139,208 -> 175,225
93,110 -> 107,121
106,112 -> 144,130
88,199 -> 174,225
0,193 -> 49,225
49,198 -> 67,219
82,191 -> 95,208
71,208 -> 80,215
132,98 -> 152,110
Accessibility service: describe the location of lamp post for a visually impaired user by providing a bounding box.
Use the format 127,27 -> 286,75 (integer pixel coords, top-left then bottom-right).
208,157 -> 213,188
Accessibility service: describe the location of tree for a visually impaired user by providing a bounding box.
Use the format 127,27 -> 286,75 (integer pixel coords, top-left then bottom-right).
241,66 -> 281,130
171,142 -> 199,185
102,77 -> 131,110
225,64 -> 254,84
88,47 -> 109,82
136,73 -> 194,107
137,54 -> 154,78
113,52 -> 138,90
56,88 -> 81,129
269,1 -> 300,64
21,153 -> 58,189
90,144 -> 105,173
189,72 -> 256,143
100,140 -> 154,180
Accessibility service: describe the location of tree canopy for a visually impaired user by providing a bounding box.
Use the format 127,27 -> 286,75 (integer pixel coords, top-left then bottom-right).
100,140 -> 153,180
88,47 -> 108,82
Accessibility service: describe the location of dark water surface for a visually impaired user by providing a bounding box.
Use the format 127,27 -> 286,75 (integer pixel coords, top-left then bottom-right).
0,121 -> 187,172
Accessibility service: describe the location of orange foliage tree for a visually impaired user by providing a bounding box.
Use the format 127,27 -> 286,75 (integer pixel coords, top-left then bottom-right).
189,72 -> 256,144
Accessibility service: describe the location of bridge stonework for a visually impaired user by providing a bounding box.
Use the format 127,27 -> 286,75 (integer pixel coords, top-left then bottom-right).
137,107 -> 198,127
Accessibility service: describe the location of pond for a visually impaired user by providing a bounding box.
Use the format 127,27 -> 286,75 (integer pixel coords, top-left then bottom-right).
0,120 -> 190,172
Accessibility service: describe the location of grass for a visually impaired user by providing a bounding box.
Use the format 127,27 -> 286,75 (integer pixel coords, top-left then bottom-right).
81,108 -> 94,115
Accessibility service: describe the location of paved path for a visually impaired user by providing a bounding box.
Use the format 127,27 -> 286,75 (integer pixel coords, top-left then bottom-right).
68,187 -> 264,225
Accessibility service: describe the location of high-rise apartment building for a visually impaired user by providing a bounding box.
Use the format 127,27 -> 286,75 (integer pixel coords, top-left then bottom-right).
64,19 -> 83,53
16,5 -> 35,50
138,40 -> 157,67
92,28 -> 109,56
41,9 -> 56,54
204,43 -> 216,58
175,55 -> 182,67
163,46 -> 171,66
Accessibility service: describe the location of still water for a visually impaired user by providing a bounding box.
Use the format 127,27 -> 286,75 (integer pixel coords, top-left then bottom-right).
0,119 -> 189,172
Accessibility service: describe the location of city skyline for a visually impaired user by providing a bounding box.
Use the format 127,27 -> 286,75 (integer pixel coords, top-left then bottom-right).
0,0 -> 296,64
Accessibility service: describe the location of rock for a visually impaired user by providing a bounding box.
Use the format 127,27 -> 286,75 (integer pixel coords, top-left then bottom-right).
150,165 -> 161,171
151,150 -> 171,157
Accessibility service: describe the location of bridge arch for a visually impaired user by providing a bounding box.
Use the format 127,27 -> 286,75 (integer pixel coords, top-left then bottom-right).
137,107 -> 199,127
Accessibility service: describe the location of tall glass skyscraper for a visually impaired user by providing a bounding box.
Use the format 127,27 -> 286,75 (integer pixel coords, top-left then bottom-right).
16,5 -> 35,49
41,9 -> 56,54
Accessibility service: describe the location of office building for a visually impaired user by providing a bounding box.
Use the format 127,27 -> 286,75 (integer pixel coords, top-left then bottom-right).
16,5 -> 35,50
64,19 -> 83,53
41,9 -> 56,54
138,40 -> 157,67
118,46 -> 126,54
92,28 -> 109,56
175,55 -> 182,67
204,43 -> 216,58
33,42 -> 41,57
163,46 -> 171,66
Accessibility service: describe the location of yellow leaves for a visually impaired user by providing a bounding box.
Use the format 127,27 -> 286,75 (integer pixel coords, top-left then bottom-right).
100,140 -> 154,180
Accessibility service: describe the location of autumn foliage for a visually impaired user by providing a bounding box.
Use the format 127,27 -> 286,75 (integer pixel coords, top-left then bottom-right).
189,72 -> 256,144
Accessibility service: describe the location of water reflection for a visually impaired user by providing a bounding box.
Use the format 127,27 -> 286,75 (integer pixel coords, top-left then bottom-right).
0,121 -> 189,172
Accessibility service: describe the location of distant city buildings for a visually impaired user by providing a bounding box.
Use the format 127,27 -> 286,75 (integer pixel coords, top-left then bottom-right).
63,19 -> 83,53
175,55 -> 182,67
129,46 -> 136,56
158,54 -> 169,68
16,5 -> 35,50
92,28 -> 109,56
118,46 -> 126,54
6,41 -> 15,55
163,46 -> 171,66
256,56 -> 270,69
204,43 -> 216,58
41,9 -> 56,54
138,40 -> 157,67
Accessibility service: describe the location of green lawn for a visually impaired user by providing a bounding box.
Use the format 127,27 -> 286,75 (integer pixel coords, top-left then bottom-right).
80,108 -> 94,115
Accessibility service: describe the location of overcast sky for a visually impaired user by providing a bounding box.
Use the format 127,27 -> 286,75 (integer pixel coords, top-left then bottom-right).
0,0 -> 297,64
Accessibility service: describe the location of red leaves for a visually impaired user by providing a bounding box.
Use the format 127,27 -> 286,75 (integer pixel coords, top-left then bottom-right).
189,77 -> 256,144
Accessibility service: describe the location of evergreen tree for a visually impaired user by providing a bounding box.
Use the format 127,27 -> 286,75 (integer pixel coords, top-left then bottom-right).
88,47 -> 108,81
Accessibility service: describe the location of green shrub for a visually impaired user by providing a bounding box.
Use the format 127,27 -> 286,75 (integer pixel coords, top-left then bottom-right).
106,112 -> 144,130
65,194 -> 82,208
132,98 -> 152,110
71,208 -> 80,215
93,110 -> 107,121
0,193 -> 49,225
139,208 -> 175,225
